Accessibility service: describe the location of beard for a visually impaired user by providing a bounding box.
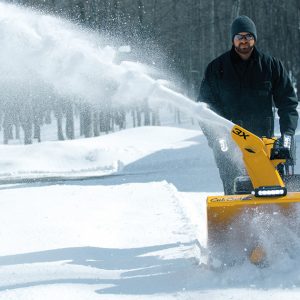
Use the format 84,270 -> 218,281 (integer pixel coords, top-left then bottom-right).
235,43 -> 254,55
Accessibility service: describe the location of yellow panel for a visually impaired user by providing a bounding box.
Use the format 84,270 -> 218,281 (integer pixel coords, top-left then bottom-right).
207,193 -> 299,228
207,193 -> 300,207
231,126 -> 284,188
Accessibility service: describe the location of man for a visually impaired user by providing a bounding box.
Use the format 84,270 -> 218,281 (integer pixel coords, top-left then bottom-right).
198,15 -> 298,195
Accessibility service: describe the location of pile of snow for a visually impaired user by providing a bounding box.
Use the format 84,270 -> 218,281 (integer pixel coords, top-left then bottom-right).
0,126 -> 201,179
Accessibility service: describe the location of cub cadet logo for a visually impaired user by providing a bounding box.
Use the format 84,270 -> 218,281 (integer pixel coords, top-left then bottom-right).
210,195 -> 253,202
232,128 -> 249,140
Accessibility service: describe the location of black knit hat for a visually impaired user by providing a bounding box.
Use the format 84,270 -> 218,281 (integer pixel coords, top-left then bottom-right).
231,15 -> 257,41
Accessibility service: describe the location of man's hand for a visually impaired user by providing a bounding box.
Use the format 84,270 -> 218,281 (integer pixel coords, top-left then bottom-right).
282,134 -> 293,150
272,134 -> 296,176
272,134 -> 295,161
278,134 -> 296,168
276,134 -> 293,151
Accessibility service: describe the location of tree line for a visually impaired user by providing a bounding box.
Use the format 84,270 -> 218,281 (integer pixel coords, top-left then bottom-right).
0,92 -> 161,144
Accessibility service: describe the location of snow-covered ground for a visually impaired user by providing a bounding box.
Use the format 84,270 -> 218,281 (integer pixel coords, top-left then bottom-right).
1,125 -> 300,300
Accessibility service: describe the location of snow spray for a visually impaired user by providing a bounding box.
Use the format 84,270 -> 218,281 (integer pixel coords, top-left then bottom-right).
0,2 -> 234,131
0,1 -> 245,166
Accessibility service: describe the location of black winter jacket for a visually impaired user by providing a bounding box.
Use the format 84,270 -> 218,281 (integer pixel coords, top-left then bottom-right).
199,46 -> 298,137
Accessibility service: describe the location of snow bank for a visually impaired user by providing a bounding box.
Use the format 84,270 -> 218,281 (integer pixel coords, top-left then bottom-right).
0,126 -> 201,179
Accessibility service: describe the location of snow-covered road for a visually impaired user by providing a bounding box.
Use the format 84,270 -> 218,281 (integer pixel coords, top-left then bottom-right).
0,182 -> 203,298
1,126 -> 300,299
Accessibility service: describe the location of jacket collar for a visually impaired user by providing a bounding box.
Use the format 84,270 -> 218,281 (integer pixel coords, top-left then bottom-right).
230,45 -> 259,63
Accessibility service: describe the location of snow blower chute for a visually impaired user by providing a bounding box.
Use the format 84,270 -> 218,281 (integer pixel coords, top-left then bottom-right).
206,125 -> 300,266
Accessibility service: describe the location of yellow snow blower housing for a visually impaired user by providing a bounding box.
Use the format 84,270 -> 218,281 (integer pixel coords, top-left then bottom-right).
206,125 -> 300,266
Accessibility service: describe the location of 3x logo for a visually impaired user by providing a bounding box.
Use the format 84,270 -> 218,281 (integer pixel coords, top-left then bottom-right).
232,127 -> 249,140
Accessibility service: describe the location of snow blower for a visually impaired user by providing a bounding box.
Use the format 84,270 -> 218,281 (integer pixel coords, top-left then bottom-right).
206,124 -> 300,266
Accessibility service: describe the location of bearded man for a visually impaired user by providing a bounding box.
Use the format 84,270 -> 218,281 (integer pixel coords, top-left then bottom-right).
198,15 -> 298,195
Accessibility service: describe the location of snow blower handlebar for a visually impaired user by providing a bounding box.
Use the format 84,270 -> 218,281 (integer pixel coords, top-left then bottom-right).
231,125 -> 286,190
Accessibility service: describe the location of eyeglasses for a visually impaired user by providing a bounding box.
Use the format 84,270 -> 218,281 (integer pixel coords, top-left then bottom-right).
234,33 -> 254,41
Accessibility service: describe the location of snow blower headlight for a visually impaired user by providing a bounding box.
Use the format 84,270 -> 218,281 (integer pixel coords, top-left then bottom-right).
253,186 -> 287,197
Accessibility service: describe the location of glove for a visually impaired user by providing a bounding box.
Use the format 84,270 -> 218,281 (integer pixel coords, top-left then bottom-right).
275,134 -> 293,151
276,134 -> 296,175
271,134 -> 294,160
282,134 -> 293,150
283,134 -> 296,167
